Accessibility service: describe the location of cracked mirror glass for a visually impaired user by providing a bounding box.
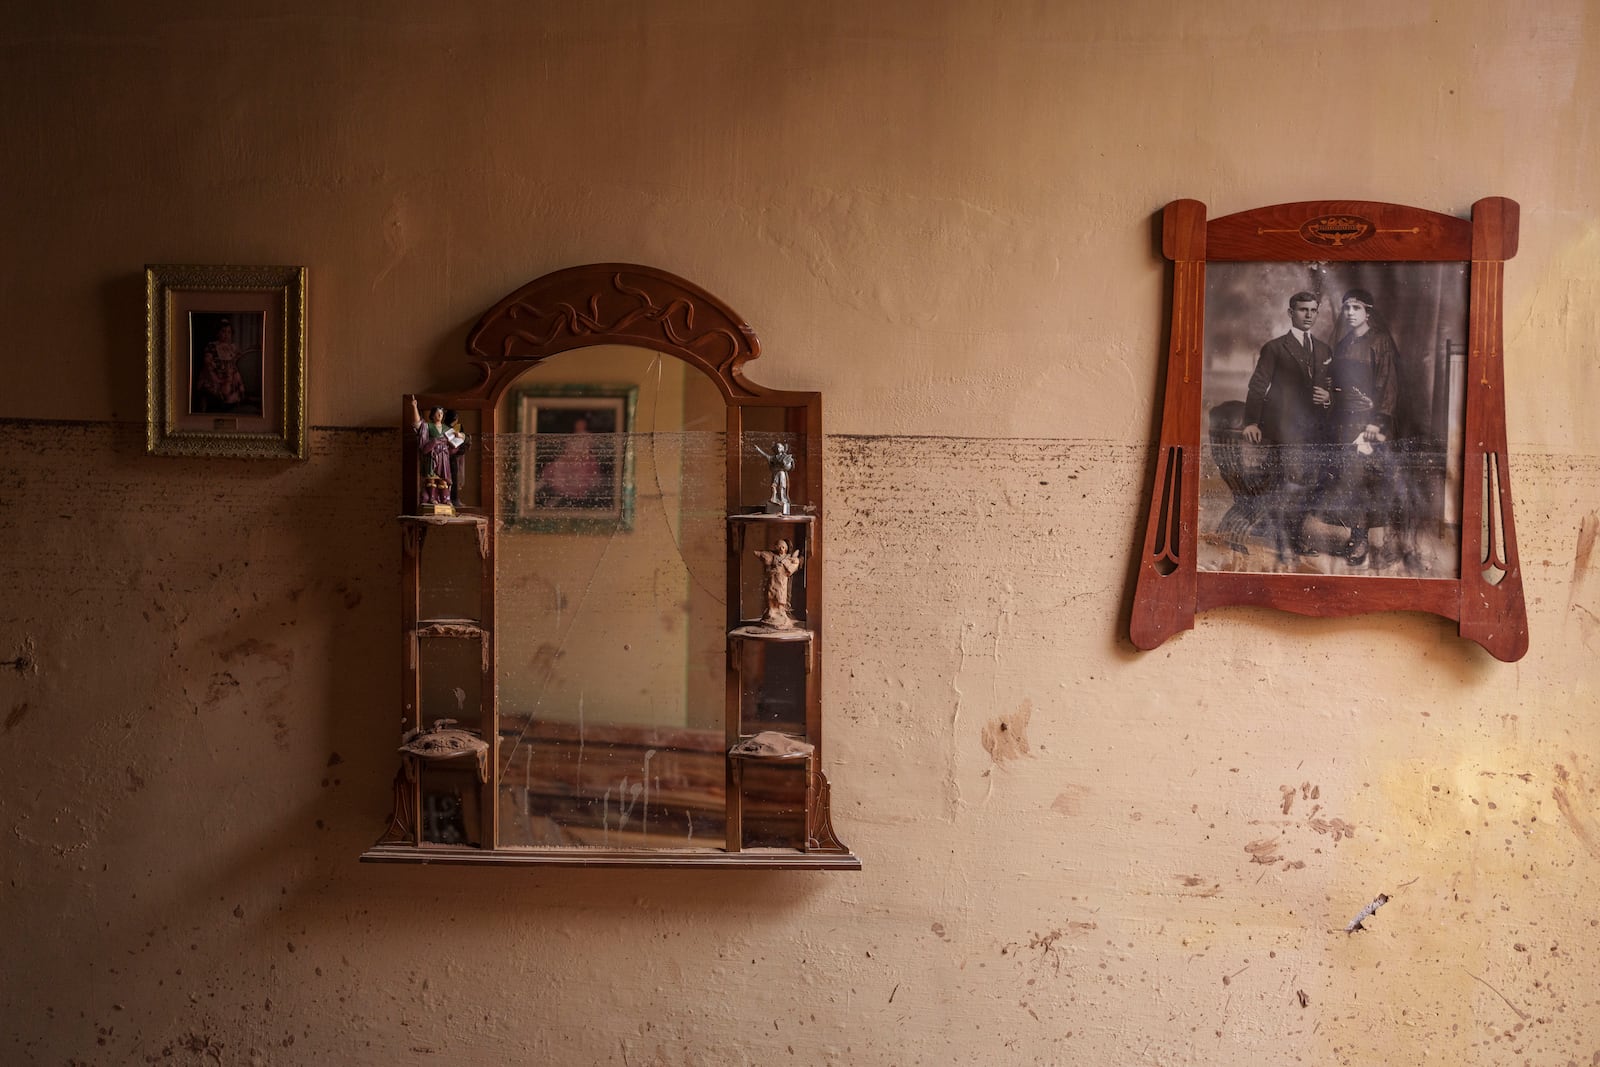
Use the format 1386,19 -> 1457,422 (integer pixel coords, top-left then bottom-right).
493,346 -> 727,849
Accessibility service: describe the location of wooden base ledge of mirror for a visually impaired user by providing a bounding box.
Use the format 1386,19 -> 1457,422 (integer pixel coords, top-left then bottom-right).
359,845 -> 861,870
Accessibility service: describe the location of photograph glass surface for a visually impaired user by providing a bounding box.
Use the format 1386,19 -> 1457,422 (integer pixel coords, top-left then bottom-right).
187,311 -> 266,417
1199,261 -> 1469,578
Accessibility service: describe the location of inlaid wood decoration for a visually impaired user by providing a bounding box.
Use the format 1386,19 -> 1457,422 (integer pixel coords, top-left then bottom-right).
1131,199 -> 1528,662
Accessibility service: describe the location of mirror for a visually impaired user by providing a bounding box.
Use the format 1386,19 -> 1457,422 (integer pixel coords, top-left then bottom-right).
492,346 -> 729,848
372,263 -> 856,868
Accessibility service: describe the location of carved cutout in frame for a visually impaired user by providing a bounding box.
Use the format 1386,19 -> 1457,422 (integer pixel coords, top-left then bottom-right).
1131,199 -> 1528,662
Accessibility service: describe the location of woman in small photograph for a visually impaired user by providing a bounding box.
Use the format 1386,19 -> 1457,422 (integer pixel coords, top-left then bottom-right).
193,319 -> 244,412
1323,288 -> 1401,566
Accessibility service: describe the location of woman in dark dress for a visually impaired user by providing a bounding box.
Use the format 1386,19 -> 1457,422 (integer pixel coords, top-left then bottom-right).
1324,288 -> 1401,566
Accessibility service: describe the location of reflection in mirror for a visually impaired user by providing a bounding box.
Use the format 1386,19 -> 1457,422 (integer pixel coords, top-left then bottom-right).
491,346 -> 728,849
416,636 -> 485,845
417,523 -> 482,623
738,762 -> 808,848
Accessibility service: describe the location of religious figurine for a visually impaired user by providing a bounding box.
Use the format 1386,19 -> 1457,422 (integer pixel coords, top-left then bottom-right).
410,397 -> 469,514
447,413 -> 471,508
753,539 -> 804,629
753,441 -> 795,515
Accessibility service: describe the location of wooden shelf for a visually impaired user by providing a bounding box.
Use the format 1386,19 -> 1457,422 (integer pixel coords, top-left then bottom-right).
728,747 -> 814,763
399,512 -> 490,558
728,510 -> 815,524
360,843 -> 860,870
415,618 -> 486,639
729,624 -> 812,642
398,513 -> 488,526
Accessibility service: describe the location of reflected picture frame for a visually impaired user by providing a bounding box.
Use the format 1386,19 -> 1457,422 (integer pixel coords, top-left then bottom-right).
510,384 -> 638,533
145,264 -> 307,459
1130,199 -> 1528,661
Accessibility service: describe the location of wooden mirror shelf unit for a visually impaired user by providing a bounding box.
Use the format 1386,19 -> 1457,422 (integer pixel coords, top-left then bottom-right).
364,263 -> 858,868
1131,198 -> 1528,662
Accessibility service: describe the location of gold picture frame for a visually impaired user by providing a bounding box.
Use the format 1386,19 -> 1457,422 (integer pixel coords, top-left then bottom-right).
146,264 -> 307,459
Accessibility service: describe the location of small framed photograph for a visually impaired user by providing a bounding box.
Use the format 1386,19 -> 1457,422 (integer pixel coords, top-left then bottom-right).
146,264 -> 306,459
1131,199 -> 1527,661
511,385 -> 637,531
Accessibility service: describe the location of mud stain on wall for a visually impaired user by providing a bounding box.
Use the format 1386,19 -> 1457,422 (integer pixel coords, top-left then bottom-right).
1552,759 -> 1600,862
221,638 -> 295,676
1280,781 -> 1320,814
1307,817 -> 1355,841
1051,783 -> 1090,815
1244,838 -> 1282,865
1571,512 -> 1600,651
981,699 -> 1033,762
4,636 -> 37,673
1573,512 -> 1597,580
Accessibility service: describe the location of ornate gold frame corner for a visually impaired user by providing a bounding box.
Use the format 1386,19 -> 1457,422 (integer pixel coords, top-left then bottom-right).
146,263 -> 307,459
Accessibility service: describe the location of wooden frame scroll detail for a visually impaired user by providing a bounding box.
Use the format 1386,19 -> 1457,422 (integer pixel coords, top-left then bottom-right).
1130,199 -> 1527,661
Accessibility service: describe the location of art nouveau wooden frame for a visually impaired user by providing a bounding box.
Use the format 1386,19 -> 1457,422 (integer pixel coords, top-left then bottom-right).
1130,199 -> 1528,662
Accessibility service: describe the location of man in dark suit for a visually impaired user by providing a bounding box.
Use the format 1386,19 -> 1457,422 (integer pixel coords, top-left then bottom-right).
1241,291 -> 1332,562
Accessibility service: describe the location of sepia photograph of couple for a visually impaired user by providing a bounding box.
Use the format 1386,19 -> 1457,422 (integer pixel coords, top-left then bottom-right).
1199,260 -> 1470,579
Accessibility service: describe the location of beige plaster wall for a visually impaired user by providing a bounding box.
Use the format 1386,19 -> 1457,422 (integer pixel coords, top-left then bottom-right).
2,2 -> 1598,1064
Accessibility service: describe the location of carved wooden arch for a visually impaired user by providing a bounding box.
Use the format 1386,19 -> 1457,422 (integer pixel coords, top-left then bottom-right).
403,262 -> 824,516
461,263 -> 775,404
